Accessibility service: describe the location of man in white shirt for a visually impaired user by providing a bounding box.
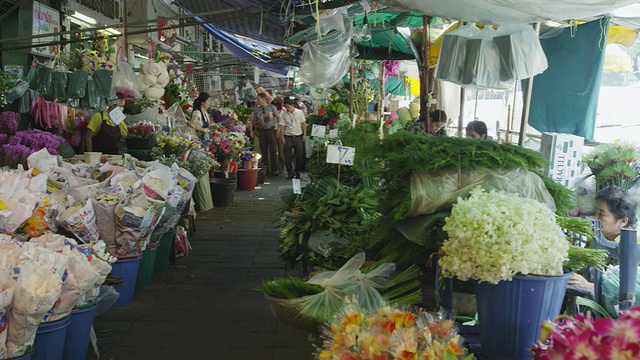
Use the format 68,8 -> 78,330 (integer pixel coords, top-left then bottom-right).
279,97 -> 307,179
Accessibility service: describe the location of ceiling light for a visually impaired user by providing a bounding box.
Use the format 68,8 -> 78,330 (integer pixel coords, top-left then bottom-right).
70,11 -> 97,25
104,28 -> 121,36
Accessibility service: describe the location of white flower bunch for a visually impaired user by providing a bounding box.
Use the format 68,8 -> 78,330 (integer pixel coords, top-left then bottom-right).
439,187 -> 568,284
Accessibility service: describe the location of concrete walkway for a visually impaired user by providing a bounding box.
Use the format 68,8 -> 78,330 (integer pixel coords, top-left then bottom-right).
91,174 -> 317,360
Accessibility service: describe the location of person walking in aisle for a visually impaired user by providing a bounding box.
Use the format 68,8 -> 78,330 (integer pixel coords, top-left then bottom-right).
251,93 -> 281,176
279,97 -> 307,179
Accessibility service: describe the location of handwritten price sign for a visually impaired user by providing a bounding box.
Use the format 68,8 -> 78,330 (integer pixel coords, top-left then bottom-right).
326,145 -> 355,166
311,124 -> 326,137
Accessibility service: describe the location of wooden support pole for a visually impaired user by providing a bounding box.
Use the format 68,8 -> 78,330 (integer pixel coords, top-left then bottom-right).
518,23 -> 540,147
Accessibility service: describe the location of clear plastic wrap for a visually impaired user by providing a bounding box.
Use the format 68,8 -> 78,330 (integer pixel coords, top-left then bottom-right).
408,168 -> 556,217
298,27 -> 352,89
494,24 -> 548,81
601,265 -> 640,317
460,27 -> 513,89
435,24 -> 480,85
50,71 -> 69,102
110,60 -> 142,100
28,64 -> 52,98
67,70 -> 88,99
92,69 -> 112,98
5,80 -> 29,104
291,253 -> 395,325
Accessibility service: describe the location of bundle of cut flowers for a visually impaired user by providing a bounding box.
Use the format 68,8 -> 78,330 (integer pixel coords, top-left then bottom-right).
439,187 -> 569,284
240,149 -> 254,161
61,113 -> 89,147
152,134 -> 195,159
127,122 -> 157,139
208,126 -> 249,164
0,119 -> 65,169
316,300 -> 473,360
530,306 -> 640,359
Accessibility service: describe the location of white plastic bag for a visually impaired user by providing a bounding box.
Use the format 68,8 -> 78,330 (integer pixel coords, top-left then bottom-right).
110,60 -> 141,100
0,271 -> 14,359
436,24 -> 481,85
493,24 -> 548,81
299,29 -> 352,89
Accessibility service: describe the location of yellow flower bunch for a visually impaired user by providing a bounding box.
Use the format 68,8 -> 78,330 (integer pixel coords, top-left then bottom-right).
318,303 -> 471,360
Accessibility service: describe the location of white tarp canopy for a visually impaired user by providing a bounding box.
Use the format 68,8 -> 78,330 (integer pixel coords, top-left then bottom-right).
375,0 -> 639,25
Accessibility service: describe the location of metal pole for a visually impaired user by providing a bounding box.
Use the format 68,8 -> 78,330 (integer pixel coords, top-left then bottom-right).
123,0 -> 129,61
421,16 -> 430,131
518,23 -> 540,147
379,63 -> 385,139
474,90 -> 479,119
349,40 -> 355,127
458,87 -> 465,137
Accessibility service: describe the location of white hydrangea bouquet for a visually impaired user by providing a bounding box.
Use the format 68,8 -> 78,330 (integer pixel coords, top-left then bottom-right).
438,187 -> 569,284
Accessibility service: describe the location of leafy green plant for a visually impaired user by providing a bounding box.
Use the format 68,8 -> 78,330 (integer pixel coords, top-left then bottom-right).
0,71 -> 17,102
278,177 -> 379,270
583,140 -> 640,190
363,132 -> 575,220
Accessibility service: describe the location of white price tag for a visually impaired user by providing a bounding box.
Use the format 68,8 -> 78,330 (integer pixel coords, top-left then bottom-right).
311,124 -> 326,138
326,145 -> 355,166
329,129 -> 339,138
108,107 -> 127,126
292,179 -> 302,194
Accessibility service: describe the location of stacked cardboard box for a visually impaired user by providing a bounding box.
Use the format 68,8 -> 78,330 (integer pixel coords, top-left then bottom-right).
540,132 -> 584,189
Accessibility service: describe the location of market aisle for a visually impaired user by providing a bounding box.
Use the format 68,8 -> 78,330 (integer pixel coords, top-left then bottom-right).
90,174 -> 317,360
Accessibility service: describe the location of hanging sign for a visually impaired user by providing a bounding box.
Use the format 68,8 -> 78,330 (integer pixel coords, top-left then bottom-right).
108,107 -> 127,126
326,145 -> 355,165
311,124 -> 326,137
32,2 -> 60,57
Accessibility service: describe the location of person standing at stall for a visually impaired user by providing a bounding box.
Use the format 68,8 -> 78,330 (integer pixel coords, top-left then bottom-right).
251,93 -> 281,176
279,97 -> 307,179
190,92 -> 212,141
85,99 -> 128,154
409,109 -> 448,136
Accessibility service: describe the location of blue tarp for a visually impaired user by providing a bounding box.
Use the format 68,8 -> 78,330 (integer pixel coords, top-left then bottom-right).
528,19 -> 609,141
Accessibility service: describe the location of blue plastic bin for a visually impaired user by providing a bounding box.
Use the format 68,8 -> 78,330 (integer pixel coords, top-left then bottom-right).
34,316 -> 71,360
63,301 -> 97,360
111,254 -> 142,307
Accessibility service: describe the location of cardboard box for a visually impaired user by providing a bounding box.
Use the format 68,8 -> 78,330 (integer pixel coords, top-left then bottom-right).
540,132 -> 584,189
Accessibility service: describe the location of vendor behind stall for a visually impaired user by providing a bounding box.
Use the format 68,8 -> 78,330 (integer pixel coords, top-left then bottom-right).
85,99 -> 128,154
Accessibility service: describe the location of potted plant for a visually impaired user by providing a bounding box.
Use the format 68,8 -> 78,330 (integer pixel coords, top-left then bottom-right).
126,122 -> 157,150
438,187 -> 570,359
583,140 -> 640,191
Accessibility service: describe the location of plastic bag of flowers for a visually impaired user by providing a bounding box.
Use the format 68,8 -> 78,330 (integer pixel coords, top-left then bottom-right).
5,261 -> 64,358
263,253 -> 395,332
115,190 -> 165,256
29,234 -> 101,321
316,299 -> 473,360
530,306 -> 640,359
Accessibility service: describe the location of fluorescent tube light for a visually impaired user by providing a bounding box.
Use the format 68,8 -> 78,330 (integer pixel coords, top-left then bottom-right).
70,11 -> 97,25
104,28 -> 121,35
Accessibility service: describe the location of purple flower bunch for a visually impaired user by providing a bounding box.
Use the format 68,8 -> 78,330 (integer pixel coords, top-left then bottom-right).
228,124 -> 246,133
0,129 -> 65,169
0,144 -> 32,169
0,111 -> 18,136
210,109 -> 232,124
9,129 -> 64,155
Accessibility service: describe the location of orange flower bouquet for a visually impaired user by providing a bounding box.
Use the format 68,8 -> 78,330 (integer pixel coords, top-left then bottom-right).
317,300 -> 474,360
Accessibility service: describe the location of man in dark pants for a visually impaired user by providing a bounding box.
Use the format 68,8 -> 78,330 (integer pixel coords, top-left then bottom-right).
251,93 -> 281,175
279,97 -> 307,179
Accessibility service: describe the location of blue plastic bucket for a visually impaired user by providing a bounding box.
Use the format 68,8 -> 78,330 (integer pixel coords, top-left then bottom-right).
8,349 -> 33,360
62,301 -> 97,360
34,316 -> 71,360
111,254 -> 142,307
475,272 -> 571,359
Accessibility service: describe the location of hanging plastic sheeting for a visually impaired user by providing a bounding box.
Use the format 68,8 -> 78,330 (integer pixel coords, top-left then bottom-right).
494,24 -> 548,80
435,24 -> 547,89
374,0 -> 637,26
299,25 -> 353,89
528,19 -> 608,141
